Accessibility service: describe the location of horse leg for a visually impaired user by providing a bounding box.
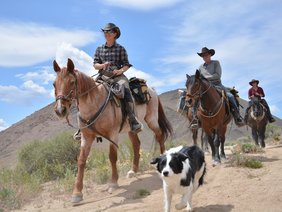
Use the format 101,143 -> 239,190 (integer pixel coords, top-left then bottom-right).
201,130 -> 209,153
127,131 -> 141,178
192,128 -> 198,146
207,134 -> 217,163
259,126 -> 266,148
219,127 -> 227,160
251,128 -> 259,146
108,143 -> 119,193
213,132 -> 221,164
72,133 -> 94,203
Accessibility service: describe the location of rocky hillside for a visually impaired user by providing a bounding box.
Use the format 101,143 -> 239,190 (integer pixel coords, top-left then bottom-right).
0,89 -> 281,168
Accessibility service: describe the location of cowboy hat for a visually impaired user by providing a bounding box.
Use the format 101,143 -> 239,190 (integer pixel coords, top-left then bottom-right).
101,23 -> 121,39
197,47 -> 215,57
249,79 -> 259,86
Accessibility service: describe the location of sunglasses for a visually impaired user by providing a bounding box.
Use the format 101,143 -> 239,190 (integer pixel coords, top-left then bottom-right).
103,30 -> 114,34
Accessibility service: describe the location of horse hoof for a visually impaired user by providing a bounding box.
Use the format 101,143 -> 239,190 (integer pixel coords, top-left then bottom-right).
212,160 -> 221,167
71,194 -> 83,203
108,183 -> 118,194
126,170 -> 136,178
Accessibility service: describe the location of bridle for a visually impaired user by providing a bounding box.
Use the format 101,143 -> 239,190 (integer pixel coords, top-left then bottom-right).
186,77 -> 224,118
186,77 -> 211,99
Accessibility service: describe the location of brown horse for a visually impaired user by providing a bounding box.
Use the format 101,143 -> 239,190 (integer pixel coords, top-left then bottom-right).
185,70 -> 231,165
53,59 -> 172,203
246,97 -> 268,147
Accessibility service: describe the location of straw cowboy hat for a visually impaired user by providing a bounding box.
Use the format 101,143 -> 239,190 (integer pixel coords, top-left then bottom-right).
101,23 -> 121,39
249,79 -> 259,86
197,47 -> 215,57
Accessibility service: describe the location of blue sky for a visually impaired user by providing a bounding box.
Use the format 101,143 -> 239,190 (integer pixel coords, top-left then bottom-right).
0,0 -> 282,131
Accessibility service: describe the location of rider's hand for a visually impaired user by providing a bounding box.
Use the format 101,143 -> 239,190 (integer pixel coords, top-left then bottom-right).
112,69 -> 123,76
103,62 -> 111,70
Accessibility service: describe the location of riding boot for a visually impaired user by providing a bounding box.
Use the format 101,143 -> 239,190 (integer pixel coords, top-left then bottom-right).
125,101 -> 143,133
190,99 -> 199,129
231,107 -> 244,127
265,104 -> 276,123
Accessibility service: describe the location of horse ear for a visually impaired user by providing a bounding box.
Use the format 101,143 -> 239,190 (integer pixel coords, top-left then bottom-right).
67,58 -> 75,73
195,69 -> 200,78
186,74 -> 190,80
53,60 -> 61,73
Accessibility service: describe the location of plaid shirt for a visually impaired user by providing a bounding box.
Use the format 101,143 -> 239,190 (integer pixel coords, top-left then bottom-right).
93,42 -> 132,71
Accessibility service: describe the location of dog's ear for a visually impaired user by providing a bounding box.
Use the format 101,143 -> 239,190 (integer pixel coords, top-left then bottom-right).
178,153 -> 188,162
150,156 -> 161,165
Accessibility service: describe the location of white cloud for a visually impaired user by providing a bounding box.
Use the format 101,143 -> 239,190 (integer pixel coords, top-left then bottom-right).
0,81 -> 51,105
0,21 -> 97,67
102,0 -> 184,10
0,118 -> 9,132
55,42 -> 94,76
16,67 -> 56,85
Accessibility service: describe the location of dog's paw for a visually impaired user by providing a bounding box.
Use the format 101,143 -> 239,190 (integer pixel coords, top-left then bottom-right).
175,202 -> 186,210
186,203 -> 193,211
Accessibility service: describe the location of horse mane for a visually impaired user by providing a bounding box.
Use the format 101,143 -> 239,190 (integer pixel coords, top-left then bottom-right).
74,70 -> 96,95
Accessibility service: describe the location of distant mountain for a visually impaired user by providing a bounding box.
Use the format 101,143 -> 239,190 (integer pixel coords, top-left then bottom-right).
0,89 -> 281,168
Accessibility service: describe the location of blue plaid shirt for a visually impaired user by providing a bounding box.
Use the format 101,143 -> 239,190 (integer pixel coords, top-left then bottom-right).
93,42 -> 132,71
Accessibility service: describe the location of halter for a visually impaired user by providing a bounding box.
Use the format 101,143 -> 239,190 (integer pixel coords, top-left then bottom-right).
186,77 -> 211,99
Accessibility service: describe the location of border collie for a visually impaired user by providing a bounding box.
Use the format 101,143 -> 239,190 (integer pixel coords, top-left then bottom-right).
151,145 -> 206,212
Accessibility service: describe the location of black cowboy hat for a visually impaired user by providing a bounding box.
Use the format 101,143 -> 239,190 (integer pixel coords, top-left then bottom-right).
249,79 -> 259,86
197,47 -> 215,57
101,23 -> 121,39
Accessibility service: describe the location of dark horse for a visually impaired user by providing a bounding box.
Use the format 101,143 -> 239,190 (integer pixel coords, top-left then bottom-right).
185,70 -> 232,165
246,97 -> 268,147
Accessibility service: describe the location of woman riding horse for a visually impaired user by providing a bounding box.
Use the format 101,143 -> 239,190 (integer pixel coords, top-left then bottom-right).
244,79 -> 275,123
190,47 -> 244,128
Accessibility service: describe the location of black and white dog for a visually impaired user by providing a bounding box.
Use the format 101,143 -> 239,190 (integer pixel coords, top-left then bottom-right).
151,145 -> 206,212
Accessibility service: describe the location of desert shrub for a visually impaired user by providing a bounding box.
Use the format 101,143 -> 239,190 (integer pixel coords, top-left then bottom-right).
17,132 -> 80,182
266,124 -> 281,141
0,167 -> 41,210
133,188 -> 150,199
229,154 -> 263,169
232,143 -> 264,154
86,149 -> 111,184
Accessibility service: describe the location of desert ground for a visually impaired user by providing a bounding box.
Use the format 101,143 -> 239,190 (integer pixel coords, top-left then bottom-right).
15,144 -> 282,212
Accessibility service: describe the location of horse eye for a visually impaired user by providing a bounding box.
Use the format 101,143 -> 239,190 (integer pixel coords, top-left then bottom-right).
53,82 -> 56,88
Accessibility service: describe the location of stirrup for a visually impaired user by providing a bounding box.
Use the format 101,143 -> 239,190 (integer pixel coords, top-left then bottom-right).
190,119 -> 199,129
73,130 -> 81,141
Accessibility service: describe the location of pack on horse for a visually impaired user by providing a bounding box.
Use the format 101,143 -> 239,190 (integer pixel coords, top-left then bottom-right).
53,59 -> 173,203
185,70 -> 232,165
245,97 -> 268,148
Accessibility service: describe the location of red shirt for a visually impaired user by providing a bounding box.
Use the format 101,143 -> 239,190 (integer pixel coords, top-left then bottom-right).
248,86 -> 265,100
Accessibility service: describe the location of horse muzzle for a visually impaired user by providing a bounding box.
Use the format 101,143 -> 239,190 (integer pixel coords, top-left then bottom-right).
54,100 -> 69,118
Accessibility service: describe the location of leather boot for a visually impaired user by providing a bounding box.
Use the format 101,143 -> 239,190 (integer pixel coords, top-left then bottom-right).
126,102 -> 143,133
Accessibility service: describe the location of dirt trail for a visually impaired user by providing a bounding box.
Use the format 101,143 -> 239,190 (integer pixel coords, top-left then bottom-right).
16,145 -> 282,212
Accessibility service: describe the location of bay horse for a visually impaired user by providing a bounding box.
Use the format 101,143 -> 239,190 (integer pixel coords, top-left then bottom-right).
246,97 -> 268,147
53,59 -> 172,203
185,70 -> 232,165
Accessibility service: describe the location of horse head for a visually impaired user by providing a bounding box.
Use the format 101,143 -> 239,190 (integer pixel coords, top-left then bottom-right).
53,58 -> 77,118
251,97 -> 264,118
185,70 -> 202,107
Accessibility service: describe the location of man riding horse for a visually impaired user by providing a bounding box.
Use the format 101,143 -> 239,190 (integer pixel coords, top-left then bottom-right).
244,79 -> 275,123
190,47 -> 244,128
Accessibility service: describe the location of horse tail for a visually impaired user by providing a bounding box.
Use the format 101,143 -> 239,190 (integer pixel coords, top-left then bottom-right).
157,97 -> 173,141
